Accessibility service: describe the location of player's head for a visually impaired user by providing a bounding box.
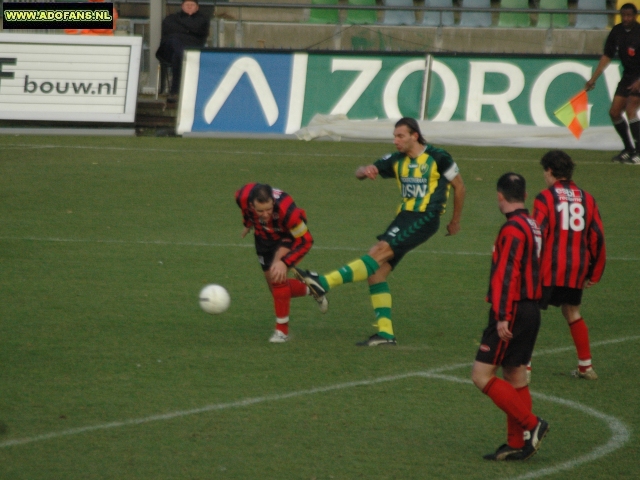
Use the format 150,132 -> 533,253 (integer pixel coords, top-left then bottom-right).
395,117 -> 426,145
182,0 -> 199,15
620,3 -> 637,27
249,184 -> 275,221
393,118 -> 426,155
540,149 -> 574,183
496,173 -> 526,211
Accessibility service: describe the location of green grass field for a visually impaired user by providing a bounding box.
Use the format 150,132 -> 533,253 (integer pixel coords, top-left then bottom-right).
0,135 -> 638,479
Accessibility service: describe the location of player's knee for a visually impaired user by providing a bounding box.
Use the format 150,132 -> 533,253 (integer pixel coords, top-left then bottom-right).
471,365 -> 490,390
368,242 -> 393,263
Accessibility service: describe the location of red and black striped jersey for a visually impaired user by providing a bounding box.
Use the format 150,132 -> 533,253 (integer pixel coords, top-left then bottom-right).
487,209 -> 542,323
235,183 -> 313,267
533,180 -> 606,289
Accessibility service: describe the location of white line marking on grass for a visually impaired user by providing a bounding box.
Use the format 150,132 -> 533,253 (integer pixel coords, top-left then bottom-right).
1,236 -> 638,262
0,144 -> 620,165
417,372 -> 631,480
1,337 -> 636,480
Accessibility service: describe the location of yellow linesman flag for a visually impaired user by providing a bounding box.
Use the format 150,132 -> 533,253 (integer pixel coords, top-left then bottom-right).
554,90 -> 589,139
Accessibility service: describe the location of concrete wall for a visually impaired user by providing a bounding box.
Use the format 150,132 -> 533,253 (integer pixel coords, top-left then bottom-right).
213,20 -> 608,55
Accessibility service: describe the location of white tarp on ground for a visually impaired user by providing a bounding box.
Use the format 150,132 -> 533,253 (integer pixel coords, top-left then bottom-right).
295,115 -> 623,151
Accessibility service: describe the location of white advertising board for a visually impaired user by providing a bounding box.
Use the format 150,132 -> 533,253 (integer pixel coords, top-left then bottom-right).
0,33 -> 141,123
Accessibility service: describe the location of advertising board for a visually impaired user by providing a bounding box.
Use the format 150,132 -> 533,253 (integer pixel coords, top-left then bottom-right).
0,33 -> 141,123
177,49 -> 617,136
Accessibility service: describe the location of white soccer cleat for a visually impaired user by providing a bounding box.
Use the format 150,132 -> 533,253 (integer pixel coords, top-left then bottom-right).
316,295 -> 328,314
269,330 -> 289,343
572,367 -> 598,380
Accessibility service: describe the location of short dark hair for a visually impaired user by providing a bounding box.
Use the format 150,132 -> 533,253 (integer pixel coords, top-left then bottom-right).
248,183 -> 273,204
540,149 -> 575,180
621,3 -> 637,14
497,172 -> 526,203
395,117 -> 426,145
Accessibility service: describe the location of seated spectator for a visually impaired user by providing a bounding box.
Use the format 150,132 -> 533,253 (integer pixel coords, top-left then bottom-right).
155,0 -> 209,98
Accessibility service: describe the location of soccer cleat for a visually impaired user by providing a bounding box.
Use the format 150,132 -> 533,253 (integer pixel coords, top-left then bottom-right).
483,444 -> 526,461
622,152 -> 640,165
521,417 -> 549,460
356,333 -> 397,347
572,367 -> 598,380
316,295 -> 329,314
612,149 -> 633,163
269,330 -> 289,343
293,268 -> 327,301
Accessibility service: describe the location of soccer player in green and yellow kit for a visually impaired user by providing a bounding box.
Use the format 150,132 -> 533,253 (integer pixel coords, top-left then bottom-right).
295,117 -> 465,346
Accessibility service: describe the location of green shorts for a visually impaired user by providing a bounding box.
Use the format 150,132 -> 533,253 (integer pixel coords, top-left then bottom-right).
377,210 -> 440,269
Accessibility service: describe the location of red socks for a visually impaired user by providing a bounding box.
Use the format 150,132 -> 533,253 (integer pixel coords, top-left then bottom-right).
483,377 -> 538,437
570,318 -> 593,372
271,279 -> 308,335
507,386 -> 533,448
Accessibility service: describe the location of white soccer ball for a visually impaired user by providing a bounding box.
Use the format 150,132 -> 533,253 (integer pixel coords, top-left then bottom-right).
199,284 -> 230,314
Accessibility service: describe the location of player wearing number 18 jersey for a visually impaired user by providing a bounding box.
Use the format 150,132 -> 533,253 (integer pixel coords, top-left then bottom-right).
533,150 -> 606,379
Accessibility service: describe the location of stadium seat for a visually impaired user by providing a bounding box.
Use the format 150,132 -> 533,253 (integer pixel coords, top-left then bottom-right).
422,0 -> 455,26
308,0 -> 340,24
574,0 -> 608,29
537,0 -> 569,28
498,0 -> 531,27
459,0 -> 492,27
346,0 -> 378,24
382,0 -> 416,25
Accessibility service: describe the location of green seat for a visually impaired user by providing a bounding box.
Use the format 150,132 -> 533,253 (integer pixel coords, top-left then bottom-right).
346,0 -> 378,24
537,0 -> 569,28
498,0 -> 531,27
308,0 -> 339,24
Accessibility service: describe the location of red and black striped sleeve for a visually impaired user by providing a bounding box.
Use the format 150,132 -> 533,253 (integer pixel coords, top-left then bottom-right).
487,212 -> 541,323
277,193 -> 313,267
586,193 -> 606,283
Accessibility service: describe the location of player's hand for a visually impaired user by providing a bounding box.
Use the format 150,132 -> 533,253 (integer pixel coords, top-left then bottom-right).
445,220 -> 460,236
241,226 -> 251,238
497,320 -> 513,341
585,79 -> 596,92
269,260 -> 288,284
585,280 -> 597,288
357,165 -> 379,180
629,80 -> 640,93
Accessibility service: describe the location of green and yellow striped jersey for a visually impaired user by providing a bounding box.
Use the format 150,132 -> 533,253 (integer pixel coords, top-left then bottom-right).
374,144 -> 459,214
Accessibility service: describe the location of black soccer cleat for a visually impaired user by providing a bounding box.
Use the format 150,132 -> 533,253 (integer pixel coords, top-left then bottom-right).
612,149 -> 634,163
521,417 -> 550,460
483,443 -> 526,461
293,268 -> 327,301
356,333 -> 397,347
622,151 -> 640,165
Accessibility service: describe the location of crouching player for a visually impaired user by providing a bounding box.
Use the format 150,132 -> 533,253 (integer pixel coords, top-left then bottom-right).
236,183 -> 327,343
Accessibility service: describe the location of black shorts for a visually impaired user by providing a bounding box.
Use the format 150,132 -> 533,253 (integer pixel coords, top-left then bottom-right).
615,74 -> 640,98
539,286 -> 583,309
475,300 -> 540,367
254,236 -> 293,272
376,211 -> 440,269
